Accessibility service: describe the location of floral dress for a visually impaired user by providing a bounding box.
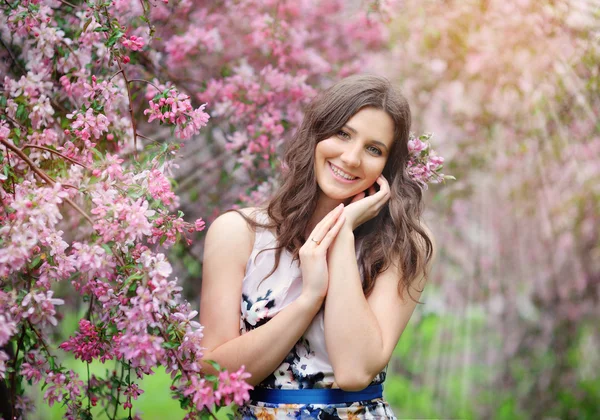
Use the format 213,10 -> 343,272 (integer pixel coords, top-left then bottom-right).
234,212 -> 397,419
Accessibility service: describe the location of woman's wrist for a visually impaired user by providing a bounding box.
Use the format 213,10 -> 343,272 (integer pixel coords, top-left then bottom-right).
339,220 -> 356,238
297,292 -> 325,312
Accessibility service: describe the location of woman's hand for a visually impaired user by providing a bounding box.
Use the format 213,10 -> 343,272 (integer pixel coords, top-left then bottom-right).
299,203 -> 346,302
344,175 -> 391,231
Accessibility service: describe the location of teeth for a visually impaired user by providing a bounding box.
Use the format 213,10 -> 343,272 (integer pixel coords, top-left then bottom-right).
330,163 -> 356,180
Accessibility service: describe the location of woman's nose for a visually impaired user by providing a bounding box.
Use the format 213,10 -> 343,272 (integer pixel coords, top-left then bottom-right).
340,145 -> 361,168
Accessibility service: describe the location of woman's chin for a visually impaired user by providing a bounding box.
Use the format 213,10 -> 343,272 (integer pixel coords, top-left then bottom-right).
319,188 -> 360,202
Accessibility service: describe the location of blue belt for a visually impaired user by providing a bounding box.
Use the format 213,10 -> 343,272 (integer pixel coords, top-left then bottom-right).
249,384 -> 383,404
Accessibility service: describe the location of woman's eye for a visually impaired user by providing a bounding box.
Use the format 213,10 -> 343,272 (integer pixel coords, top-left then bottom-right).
367,146 -> 383,156
337,130 -> 350,140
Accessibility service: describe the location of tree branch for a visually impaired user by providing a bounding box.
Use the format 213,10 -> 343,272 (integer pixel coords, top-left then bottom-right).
21,144 -> 92,170
0,138 -> 94,226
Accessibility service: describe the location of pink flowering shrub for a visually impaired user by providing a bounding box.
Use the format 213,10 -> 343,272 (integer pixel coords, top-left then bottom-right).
0,0 -> 447,418
0,1 -> 251,418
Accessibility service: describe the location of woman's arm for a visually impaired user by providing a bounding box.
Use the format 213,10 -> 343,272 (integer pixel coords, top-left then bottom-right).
324,221 -> 435,391
199,206 -> 346,386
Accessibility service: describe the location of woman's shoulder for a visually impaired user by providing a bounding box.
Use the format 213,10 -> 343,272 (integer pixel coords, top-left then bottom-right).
205,207 -> 264,255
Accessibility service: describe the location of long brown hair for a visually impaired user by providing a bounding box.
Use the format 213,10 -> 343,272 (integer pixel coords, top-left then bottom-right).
235,74 -> 433,301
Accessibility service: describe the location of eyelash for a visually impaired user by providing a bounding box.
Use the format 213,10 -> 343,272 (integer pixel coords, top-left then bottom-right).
336,130 -> 383,156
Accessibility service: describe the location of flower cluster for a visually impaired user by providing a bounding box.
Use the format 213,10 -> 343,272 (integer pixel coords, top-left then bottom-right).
407,133 -> 455,189
58,319 -> 114,364
144,87 -> 210,140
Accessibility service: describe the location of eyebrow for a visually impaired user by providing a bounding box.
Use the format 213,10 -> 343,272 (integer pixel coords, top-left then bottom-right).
343,124 -> 390,153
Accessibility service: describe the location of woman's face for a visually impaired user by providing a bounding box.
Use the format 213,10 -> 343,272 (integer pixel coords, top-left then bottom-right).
314,107 -> 395,202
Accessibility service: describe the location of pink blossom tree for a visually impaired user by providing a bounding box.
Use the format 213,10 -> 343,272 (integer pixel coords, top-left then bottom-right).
0,0 -> 433,418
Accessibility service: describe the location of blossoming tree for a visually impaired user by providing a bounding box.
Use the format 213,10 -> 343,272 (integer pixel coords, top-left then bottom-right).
0,0 -> 446,419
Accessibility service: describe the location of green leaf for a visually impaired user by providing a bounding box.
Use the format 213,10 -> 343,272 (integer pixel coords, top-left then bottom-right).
16,103 -> 27,122
205,360 -> 221,372
101,244 -> 114,255
83,18 -> 92,33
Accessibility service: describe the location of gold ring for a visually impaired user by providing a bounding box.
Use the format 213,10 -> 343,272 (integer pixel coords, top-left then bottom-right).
311,238 -> 320,245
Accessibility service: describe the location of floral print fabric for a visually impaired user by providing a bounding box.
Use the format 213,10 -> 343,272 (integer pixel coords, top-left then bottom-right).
235,212 -> 396,419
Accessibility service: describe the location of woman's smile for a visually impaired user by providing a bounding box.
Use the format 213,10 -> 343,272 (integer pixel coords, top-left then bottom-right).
328,162 -> 360,183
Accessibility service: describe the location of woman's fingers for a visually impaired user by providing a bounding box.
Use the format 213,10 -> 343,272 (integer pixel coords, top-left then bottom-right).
318,212 -> 346,249
309,203 -> 344,244
374,175 -> 391,203
350,191 -> 365,203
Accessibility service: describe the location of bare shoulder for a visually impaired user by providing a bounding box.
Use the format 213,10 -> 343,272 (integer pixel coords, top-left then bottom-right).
205,207 -> 262,258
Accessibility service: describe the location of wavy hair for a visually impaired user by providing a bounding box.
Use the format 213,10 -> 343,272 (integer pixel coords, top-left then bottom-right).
235,74 -> 433,301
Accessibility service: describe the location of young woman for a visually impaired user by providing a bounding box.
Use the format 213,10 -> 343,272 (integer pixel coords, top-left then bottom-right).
199,74 -> 435,419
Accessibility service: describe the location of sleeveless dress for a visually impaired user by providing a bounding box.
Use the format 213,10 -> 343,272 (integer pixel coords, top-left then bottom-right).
234,212 -> 397,419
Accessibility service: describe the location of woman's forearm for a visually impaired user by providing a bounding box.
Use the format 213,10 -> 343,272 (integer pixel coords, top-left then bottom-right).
324,226 -> 385,390
201,294 -> 323,386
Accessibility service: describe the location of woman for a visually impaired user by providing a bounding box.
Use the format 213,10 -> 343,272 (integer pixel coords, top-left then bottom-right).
199,74 -> 436,419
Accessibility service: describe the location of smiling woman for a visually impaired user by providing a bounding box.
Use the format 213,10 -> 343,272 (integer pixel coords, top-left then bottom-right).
199,74 -> 435,419
313,107 -> 394,212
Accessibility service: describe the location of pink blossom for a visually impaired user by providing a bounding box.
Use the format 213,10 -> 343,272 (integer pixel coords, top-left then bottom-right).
183,376 -> 215,410
215,366 -> 253,406
67,108 -> 110,141
408,137 -> 427,154
59,319 -> 113,363
148,169 -> 177,206
117,333 -> 165,370
121,35 -> 145,51
21,290 -> 64,327
20,351 -> 48,385
194,218 -> 206,232
0,350 -> 8,380
0,314 -> 17,346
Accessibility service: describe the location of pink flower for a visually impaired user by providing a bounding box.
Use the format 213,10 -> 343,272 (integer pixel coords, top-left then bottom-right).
194,218 -> 206,232
0,351 -> 9,380
183,376 -> 215,410
21,290 -> 64,326
148,169 -> 177,206
122,35 -> 145,51
408,137 -> 427,154
0,314 -> 17,346
215,366 -> 253,406
20,351 -> 48,384
59,319 -> 113,363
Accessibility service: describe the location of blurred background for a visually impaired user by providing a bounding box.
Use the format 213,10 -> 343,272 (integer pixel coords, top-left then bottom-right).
24,0 -> 599,418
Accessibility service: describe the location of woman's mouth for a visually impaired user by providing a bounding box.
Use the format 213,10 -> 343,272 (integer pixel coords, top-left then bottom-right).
328,162 -> 359,183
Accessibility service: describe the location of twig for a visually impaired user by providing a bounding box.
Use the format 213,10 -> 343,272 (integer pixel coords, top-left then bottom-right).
87,362 -> 91,413
136,132 -> 156,142
28,321 -> 54,360
57,0 -> 77,8
10,325 -> 26,419
0,112 -> 27,131
118,63 -> 139,159
60,39 -> 83,70
0,37 -> 25,75
112,360 -> 126,420
1,138 -> 95,226
128,79 -> 163,93
109,69 -> 124,82
20,144 -> 92,170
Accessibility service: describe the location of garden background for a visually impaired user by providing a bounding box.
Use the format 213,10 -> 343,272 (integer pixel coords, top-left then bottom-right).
0,0 -> 598,419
